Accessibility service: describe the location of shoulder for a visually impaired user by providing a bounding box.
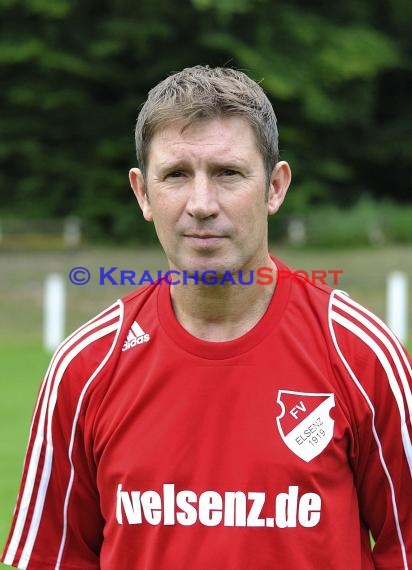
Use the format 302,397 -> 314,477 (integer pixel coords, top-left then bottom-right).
328,288 -> 405,361
44,300 -> 124,405
328,289 -> 412,390
120,280 -> 160,313
49,282 -> 159,393
275,258 -> 336,334
276,258 -> 391,353
277,257 -> 411,392
326,291 -> 412,451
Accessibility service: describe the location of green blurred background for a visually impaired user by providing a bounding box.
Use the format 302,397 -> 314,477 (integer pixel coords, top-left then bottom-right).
1,0 -> 412,241
1,0 -> 411,562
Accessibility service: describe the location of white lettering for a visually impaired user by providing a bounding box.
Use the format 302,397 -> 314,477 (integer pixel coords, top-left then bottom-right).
116,483 -> 123,524
275,486 -> 299,528
176,490 -> 198,525
117,487 -> 142,524
198,491 -> 222,526
115,484 -> 322,529
247,492 -> 265,527
141,491 -> 161,525
290,400 -> 306,419
163,483 -> 175,525
298,493 -> 322,527
122,333 -> 150,352
224,491 -> 246,527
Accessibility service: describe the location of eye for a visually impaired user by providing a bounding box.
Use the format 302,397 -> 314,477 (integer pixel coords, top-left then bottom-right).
166,171 -> 186,179
220,169 -> 240,177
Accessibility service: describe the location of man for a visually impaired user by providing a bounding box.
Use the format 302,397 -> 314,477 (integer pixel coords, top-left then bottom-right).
2,65 -> 411,569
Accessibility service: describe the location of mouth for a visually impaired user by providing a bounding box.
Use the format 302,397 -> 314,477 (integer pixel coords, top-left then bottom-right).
185,234 -> 226,239
183,234 -> 228,247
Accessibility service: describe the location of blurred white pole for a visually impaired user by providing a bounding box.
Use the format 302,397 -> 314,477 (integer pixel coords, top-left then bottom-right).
287,217 -> 307,246
386,271 -> 408,344
43,273 -> 66,352
63,216 -> 81,248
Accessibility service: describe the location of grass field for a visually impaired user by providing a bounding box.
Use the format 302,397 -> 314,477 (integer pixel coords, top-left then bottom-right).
0,244 -> 411,564
0,346 -> 50,554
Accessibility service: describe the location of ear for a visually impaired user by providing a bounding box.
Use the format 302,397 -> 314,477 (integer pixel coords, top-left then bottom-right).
129,168 -> 153,222
267,161 -> 292,215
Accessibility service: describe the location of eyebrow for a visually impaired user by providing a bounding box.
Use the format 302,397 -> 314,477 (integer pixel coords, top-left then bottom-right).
155,158 -> 249,174
156,161 -> 188,173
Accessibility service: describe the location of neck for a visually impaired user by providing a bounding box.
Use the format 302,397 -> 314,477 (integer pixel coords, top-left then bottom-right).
169,257 -> 277,341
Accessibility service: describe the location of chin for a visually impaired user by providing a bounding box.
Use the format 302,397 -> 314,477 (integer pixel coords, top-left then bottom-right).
183,261 -> 242,277
169,249 -> 245,276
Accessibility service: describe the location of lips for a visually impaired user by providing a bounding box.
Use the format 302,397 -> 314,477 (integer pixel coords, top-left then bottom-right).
184,234 -> 225,239
183,234 -> 227,248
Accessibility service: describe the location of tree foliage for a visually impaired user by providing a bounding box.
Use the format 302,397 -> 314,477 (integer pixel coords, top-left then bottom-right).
1,0 -> 411,241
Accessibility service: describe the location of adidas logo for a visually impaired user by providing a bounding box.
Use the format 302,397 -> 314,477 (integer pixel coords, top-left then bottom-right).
122,321 -> 150,352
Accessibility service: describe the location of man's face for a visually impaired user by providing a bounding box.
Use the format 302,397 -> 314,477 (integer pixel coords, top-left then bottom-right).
131,116 -> 290,275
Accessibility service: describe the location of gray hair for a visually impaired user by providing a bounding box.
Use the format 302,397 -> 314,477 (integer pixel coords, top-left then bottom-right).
134,65 -> 279,182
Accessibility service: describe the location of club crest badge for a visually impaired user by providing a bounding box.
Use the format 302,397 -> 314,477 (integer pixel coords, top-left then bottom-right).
276,390 -> 335,462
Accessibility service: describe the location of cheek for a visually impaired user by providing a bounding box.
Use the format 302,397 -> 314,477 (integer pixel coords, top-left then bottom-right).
233,195 -> 266,226
151,191 -> 183,217
236,201 -> 268,243
152,216 -> 168,238
152,214 -> 177,251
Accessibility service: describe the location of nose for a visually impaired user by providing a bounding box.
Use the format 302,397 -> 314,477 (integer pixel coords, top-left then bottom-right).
185,174 -> 219,220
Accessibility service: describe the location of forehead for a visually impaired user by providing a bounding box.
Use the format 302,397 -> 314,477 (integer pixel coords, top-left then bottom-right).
146,116 -> 262,166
